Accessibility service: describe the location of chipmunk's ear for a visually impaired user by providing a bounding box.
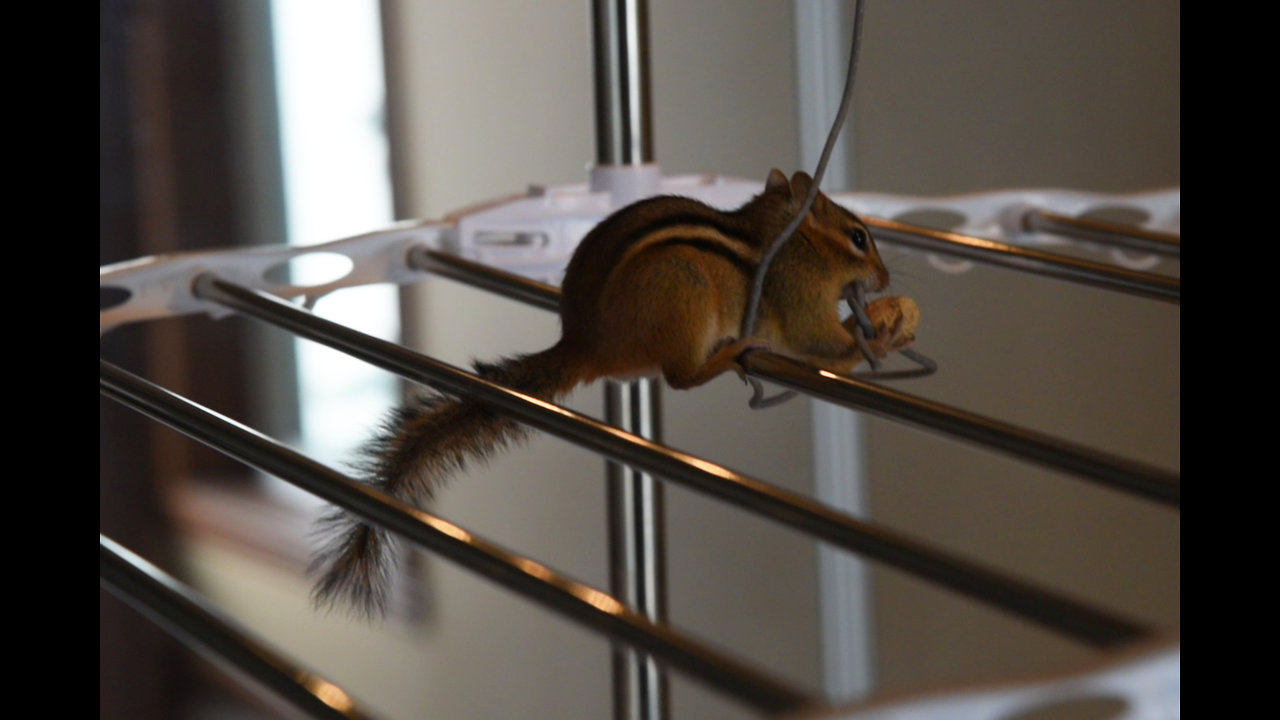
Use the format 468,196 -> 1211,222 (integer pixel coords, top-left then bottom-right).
765,168 -> 789,194
789,171 -> 814,202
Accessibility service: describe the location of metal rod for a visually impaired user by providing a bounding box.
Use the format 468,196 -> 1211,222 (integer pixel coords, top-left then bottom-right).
189,274 -> 1150,647
100,360 -> 816,715
409,248 -> 561,312
607,380 -> 669,720
741,353 -> 1179,508
864,217 -> 1179,304
591,2 -> 665,716
1022,209 -> 1180,258
411,248 -> 1178,509
100,534 -> 379,720
592,0 -> 653,165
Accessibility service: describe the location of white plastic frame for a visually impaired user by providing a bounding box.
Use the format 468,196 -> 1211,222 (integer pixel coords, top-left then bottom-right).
100,175 -> 1179,335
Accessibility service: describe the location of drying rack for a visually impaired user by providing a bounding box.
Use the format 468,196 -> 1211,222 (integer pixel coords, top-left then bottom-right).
99,176 -> 1180,719
100,2 -> 1179,718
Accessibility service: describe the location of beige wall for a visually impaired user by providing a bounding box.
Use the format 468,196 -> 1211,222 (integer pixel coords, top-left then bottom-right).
852,0 -> 1179,695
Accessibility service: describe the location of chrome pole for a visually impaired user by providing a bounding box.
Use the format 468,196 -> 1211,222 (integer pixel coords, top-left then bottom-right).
741,352 -> 1179,507
865,217 -> 1180,304
1022,209 -> 1181,258
606,379 -> 667,720
100,535 -> 379,720
409,248 -> 561,312
593,0 -> 653,165
100,360 -> 815,715
187,274 -> 1150,647
592,2 -> 667,718
408,249 -> 1179,509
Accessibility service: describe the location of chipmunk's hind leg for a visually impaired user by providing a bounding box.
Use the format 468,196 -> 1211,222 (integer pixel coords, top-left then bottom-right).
590,245 -> 751,389
661,335 -> 766,389
642,249 -> 755,389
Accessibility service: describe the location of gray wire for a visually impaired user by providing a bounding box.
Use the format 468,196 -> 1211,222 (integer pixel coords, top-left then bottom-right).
739,0 -> 866,339
743,0 -> 867,409
740,1 -> 935,408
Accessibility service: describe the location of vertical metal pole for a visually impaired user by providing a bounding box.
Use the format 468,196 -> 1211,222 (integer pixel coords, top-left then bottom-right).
794,1 -> 876,704
605,381 -> 667,720
593,2 -> 667,720
592,0 -> 654,165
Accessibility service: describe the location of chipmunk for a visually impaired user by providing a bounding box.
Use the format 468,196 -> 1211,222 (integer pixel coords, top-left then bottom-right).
312,168 -> 919,616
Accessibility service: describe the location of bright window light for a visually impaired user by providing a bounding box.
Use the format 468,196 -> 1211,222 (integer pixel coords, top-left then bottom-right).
271,0 -> 398,469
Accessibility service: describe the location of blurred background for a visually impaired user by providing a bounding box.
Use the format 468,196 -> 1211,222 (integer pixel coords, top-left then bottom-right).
100,1 -> 1179,718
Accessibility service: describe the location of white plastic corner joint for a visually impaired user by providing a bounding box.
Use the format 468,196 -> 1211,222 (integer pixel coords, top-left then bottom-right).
589,162 -> 663,206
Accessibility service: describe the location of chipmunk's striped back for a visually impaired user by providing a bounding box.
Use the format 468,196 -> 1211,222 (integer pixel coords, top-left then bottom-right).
559,198 -> 768,331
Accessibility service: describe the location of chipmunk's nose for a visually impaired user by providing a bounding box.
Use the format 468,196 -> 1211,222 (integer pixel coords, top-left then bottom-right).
861,265 -> 889,293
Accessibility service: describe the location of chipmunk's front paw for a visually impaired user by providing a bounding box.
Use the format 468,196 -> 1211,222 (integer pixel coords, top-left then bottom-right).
731,337 -> 773,380
845,297 -> 920,357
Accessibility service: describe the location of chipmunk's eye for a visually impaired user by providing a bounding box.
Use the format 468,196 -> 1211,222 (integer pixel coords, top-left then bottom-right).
850,227 -> 869,252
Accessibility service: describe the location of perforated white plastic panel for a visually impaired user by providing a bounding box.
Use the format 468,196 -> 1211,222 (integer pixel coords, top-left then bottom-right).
100,175 -> 1179,335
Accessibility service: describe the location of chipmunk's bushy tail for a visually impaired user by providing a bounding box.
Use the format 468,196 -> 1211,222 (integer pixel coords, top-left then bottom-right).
310,342 -> 585,617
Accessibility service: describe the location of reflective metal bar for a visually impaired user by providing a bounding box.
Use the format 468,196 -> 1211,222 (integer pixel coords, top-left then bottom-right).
408,247 -> 561,312
1023,209 -> 1180,258
100,535 -> 378,720
99,360 -> 816,715
410,249 -> 1178,509
592,0 -> 653,165
864,217 -> 1180,304
591,2 -> 667,713
606,380 -> 669,720
190,274 -> 1150,647
743,353 -> 1178,508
